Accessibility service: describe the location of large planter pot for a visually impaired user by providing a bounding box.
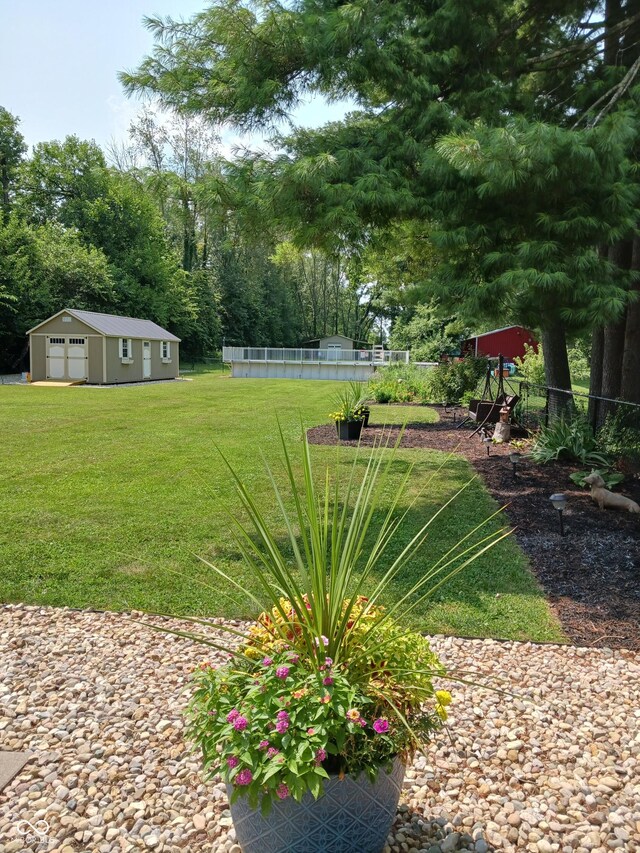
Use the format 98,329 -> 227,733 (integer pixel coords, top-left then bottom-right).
336,419 -> 364,441
227,757 -> 405,853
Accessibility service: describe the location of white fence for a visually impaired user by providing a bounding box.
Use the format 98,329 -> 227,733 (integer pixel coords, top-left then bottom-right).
222,347 -> 409,364
222,346 -> 409,380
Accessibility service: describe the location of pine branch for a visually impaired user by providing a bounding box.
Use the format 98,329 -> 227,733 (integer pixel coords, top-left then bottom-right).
525,11 -> 640,69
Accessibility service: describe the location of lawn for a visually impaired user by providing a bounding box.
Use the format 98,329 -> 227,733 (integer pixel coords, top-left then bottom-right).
0,373 -> 563,642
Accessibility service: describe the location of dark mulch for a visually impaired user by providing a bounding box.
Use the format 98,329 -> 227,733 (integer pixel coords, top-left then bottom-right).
308,408 -> 640,650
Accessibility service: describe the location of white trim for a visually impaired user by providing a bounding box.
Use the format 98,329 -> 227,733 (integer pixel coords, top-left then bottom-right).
26,308 -> 103,336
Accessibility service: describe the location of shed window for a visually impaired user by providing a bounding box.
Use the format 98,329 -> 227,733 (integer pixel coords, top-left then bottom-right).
161,341 -> 171,359
69,338 -> 85,345
49,337 -> 65,344
119,338 -> 132,360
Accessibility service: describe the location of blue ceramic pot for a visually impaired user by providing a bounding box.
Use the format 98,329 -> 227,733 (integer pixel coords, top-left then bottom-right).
227,757 -> 405,853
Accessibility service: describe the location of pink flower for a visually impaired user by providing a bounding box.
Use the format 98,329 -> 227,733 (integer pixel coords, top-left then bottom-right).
324,657 -> 333,667
277,710 -> 289,720
233,716 -> 248,731
289,653 -> 300,664
226,755 -> 239,768
373,717 -> 389,734
346,709 -> 360,722
276,666 -> 290,679
314,636 -> 329,647
358,718 -> 367,727
315,748 -> 327,765
319,695 -> 330,704
258,740 -> 269,750
276,783 -> 290,800
226,709 -> 239,723
307,728 -> 315,735
236,768 -> 253,786
266,748 -> 279,758
262,657 -> 273,666
275,718 -> 289,733
323,676 -> 333,686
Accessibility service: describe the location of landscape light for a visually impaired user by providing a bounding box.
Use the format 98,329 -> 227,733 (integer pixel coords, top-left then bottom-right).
509,451 -> 521,478
482,433 -> 492,456
549,493 -> 567,537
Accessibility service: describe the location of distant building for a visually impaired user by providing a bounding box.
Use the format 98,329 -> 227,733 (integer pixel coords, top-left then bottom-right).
301,334 -> 370,355
27,308 -> 180,384
461,325 -> 538,362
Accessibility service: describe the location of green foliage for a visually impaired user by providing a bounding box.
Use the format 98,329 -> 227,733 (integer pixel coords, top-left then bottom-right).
0,106 -> 26,220
569,469 -> 624,489
388,302 -> 468,362
426,357 -> 487,406
514,343 -> 545,386
530,414 -> 611,467
368,364 -> 432,404
566,341 -> 591,385
597,408 -> 640,471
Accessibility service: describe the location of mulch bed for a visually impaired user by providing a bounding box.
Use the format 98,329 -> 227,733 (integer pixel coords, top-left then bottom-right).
308,407 -> 640,650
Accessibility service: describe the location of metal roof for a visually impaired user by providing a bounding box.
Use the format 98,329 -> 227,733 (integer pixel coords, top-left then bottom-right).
466,325 -> 531,341
27,308 -> 181,341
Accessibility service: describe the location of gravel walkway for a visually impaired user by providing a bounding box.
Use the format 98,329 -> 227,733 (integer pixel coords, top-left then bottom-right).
1,605 -> 638,853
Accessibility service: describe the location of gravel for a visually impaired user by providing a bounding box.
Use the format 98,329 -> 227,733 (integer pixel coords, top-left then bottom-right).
1,604 -> 638,853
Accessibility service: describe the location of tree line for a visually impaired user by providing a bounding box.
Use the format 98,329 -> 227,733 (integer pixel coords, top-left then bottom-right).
0,107 -> 378,371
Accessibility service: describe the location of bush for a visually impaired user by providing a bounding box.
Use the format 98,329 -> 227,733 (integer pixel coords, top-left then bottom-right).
597,407 -> 640,472
514,343 -> 545,386
529,413 -> 611,466
367,364 -> 433,403
426,357 -> 487,405
368,358 -> 486,405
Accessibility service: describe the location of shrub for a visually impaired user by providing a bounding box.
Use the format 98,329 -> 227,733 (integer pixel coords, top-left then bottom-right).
367,364 -> 432,403
513,343 -> 545,386
597,408 -> 640,471
529,413 -> 611,466
426,357 -> 487,405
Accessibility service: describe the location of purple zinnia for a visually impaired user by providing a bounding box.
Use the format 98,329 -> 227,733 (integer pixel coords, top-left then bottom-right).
233,715 -> 248,731
226,755 -> 239,768
323,676 -> 333,686
276,666 -> 290,679
266,747 -> 279,758
262,657 -> 273,666
324,657 -> 333,667
258,740 -> 269,750
373,717 -> 389,734
275,718 -> 289,733
315,748 -> 327,765
289,653 -> 300,664
226,709 -> 239,724
276,783 -> 290,800
236,768 -> 253,786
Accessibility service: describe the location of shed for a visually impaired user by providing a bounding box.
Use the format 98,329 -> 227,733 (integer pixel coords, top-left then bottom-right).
301,334 -> 369,356
27,308 -> 181,384
461,325 -> 538,362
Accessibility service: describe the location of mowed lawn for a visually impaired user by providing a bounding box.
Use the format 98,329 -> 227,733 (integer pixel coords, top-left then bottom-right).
0,372 -> 564,642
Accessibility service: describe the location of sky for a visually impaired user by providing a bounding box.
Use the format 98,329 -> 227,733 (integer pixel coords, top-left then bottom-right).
0,0 -> 350,154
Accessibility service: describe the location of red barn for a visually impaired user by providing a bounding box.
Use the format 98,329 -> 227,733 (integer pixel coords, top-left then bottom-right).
461,325 -> 538,361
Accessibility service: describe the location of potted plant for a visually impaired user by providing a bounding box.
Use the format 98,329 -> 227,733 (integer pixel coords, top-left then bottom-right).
329,381 -> 370,439
171,428 -> 507,853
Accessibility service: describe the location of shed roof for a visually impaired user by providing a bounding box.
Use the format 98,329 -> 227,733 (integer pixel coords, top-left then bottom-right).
27,308 -> 181,342
465,325 -> 535,341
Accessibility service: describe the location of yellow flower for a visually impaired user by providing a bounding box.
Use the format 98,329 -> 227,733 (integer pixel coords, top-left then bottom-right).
346,708 -> 360,721
435,690 -> 452,707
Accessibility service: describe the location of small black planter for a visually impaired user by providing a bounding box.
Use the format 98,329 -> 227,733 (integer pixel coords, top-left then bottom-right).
336,420 -> 364,441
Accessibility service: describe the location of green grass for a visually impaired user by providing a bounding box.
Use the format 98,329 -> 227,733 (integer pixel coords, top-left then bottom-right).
0,375 -> 564,642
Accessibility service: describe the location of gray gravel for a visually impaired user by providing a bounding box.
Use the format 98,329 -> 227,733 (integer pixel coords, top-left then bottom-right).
0,604 -> 638,853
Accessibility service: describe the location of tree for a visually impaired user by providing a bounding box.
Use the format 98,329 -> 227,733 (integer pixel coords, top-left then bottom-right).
0,218 -> 114,369
122,0 -> 640,405
0,107 -> 27,221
